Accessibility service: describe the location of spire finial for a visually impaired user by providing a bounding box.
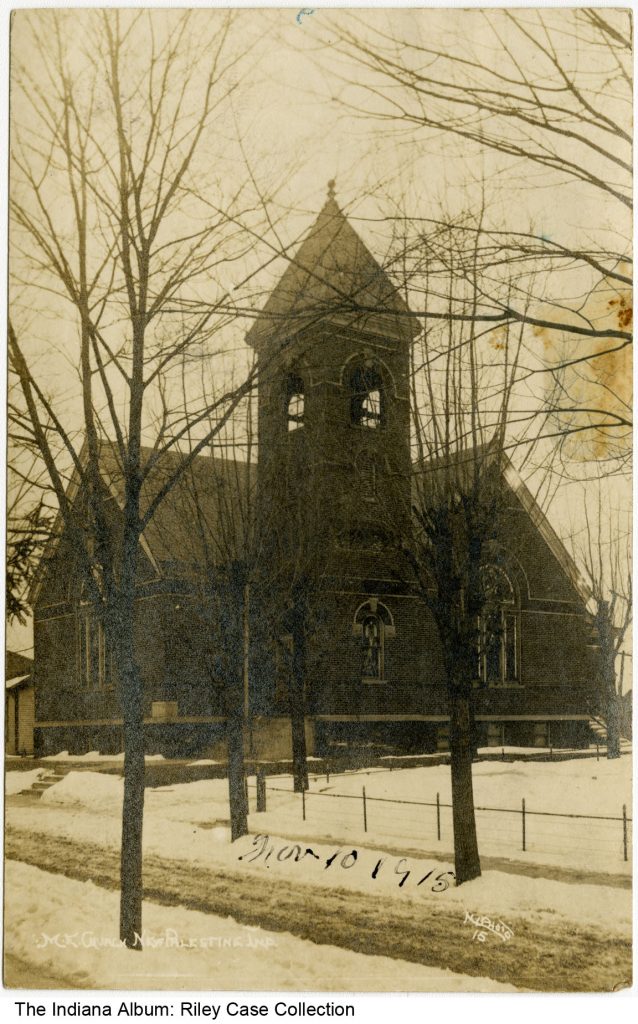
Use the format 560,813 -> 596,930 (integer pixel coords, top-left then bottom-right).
327,178 -> 336,200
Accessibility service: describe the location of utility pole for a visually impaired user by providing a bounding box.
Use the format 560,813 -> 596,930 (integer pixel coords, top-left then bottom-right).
242,578 -> 254,760
289,576 -> 309,792
226,560 -> 249,838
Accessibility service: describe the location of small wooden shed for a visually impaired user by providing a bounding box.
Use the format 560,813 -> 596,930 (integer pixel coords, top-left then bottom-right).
5,651 -> 35,756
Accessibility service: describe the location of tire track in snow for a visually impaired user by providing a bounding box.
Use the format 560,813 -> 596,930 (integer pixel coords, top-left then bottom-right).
5,827 -> 631,993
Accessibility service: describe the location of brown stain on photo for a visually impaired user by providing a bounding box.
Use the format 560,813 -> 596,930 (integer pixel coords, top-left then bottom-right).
537,282 -> 632,461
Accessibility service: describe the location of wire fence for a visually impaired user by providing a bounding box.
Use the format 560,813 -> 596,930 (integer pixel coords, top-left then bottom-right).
251,774 -> 632,866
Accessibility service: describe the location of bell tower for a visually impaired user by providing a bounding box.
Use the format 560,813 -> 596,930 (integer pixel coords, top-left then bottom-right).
246,183 -> 420,757
247,183 -> 418,581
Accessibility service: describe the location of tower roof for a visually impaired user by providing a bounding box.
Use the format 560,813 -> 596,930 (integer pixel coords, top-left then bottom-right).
246,188 -> 418,349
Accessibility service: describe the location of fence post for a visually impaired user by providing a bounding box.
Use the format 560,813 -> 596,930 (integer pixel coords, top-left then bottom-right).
302,785 -> 306,821
436,792 -> 441,841
522,798 -> 526,852
596,743 -> 599,761
256,768 -> 266,813
362,786 -> 368,832
623,804 -> 628,862
502,746 -> 505,761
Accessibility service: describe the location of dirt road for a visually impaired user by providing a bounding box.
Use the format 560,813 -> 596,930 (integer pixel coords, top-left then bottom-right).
4,826 -> 631,993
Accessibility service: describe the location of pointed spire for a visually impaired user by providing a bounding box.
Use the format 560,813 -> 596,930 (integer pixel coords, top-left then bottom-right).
246,181 -> 418,349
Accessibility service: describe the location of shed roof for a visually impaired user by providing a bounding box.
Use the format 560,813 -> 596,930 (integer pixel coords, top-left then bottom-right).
6,674 -> 31,691
6,650 -> 33,681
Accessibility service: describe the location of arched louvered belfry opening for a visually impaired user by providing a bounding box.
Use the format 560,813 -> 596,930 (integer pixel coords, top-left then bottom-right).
349,363 -> 385,429
285,373 -> 305,432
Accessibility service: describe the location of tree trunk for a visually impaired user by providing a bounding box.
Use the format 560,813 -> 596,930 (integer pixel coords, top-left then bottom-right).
290,696 -> 308,793
606,687 -> 621,759
598,603 -> 621,760
116,608 -> 145,949
469,701 -> 480,760
227,711 -> 249,840
448,692 -> 482,885
243,580 -> 254,761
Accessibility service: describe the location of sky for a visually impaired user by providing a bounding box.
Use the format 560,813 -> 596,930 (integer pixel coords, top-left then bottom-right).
4,4 -> 633,655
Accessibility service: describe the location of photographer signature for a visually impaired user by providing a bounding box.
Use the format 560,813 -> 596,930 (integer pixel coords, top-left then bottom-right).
464,910 -> 514,944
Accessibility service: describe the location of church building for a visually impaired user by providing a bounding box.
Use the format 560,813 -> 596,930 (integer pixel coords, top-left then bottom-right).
30,187 -> 598,759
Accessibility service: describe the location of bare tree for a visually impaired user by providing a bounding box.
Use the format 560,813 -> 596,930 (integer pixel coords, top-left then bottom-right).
376,210 -> 550,884
254,423 -> 319,794
571,487 -> 632,759
185,380 -> 323,801
5,447 -> 55,623
318,7 -> 631,464
8,8 -> 274,947
168,381 -> 261,840
331,9 -> 630,205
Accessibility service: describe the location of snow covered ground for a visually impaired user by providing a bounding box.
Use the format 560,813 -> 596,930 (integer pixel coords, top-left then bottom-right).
4,861 -> 521,991
254,756 -> 632,874
40,750 -> 168,762
4,757 -> 631,993
5,757 -> 632,942
21,754 -> 630,874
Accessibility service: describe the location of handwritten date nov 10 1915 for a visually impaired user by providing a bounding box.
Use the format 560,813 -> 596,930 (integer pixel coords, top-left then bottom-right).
238,834 -> 455,892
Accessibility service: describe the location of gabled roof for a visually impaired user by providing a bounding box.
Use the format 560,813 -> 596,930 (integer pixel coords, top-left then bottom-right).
32,444 -> 254,605
500,458 -> 592,608
101,445 -> 254,571
412,444 -> 591,607
33,437 -> 590,610
247,188 -> 418,349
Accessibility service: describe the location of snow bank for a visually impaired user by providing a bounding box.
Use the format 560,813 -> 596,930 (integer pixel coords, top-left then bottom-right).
22,757 -> 634,881
4,861 -> 519,992
7,758 -> 630,953
5,769 -> 46,796
275,756 -> 632,874
7,796 -> 631,940
40,770 -> 123,810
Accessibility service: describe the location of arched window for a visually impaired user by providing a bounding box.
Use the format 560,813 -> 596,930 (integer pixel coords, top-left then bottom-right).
477,566 -> 519,685
77,594 -> 113,691
286,374 -> 304,432
353,599 -> 395,682
349,364 -> 384,428
362,614 -> 381,679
